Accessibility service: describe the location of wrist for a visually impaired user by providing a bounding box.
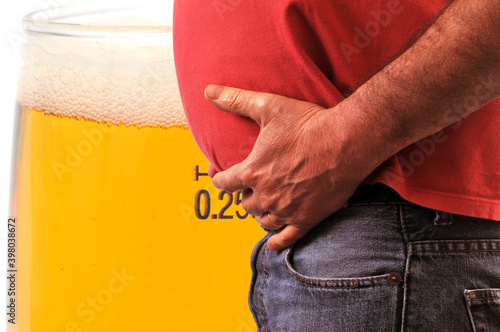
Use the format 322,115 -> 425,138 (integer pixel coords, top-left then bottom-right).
328,96 -> 403,174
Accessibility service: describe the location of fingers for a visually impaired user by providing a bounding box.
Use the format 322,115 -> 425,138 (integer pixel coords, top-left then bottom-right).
257,212 -> 283,231
239,189 -> 262,215
207,164 -> 218,178
267,225 -> 310,251
212,163 -> 249,193
239,190 -> 283,231
204,85 -> 287,126
204,85 -> 262,123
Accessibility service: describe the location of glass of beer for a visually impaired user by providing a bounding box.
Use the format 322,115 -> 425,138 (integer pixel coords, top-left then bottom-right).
8,3 -> 263,331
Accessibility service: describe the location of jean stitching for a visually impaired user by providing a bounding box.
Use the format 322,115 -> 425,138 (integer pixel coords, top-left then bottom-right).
467,297 -> 500,302
409,240 -> 500,253
288,275 -> 360,289
467,290 -> 500,296
466,296 -> 478,332
258,245 -> 269,330
482,303 -> 490,332
400,204 -> 411,332
250,236 -> 267,331
286,264 -> 391,284
410,249 -> 500,254
287,269 -> 360,284
411,240 -> 500,244
283,248 -> 392,289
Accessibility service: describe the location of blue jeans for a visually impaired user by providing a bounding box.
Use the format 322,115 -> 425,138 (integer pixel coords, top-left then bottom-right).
249,184 -> 500,331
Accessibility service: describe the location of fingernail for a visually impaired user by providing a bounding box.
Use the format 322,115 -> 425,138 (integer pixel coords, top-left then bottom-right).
205,85 -> 224,100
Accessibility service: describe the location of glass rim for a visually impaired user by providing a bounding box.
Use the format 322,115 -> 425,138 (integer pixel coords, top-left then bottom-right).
22,3 -> 174,39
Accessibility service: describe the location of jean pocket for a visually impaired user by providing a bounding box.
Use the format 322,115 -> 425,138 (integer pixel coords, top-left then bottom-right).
464,288 -> 500,332
281,205 -> 407,290
284,247 -> 404,289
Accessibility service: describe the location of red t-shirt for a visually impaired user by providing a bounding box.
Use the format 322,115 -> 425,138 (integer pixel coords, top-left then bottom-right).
173,0 -> 500,221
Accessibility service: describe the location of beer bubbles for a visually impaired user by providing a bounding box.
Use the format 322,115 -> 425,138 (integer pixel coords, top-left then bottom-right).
17,31 -> 188,129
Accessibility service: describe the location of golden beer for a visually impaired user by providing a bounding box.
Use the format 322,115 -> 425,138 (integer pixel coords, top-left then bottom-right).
8,4 -> 263,331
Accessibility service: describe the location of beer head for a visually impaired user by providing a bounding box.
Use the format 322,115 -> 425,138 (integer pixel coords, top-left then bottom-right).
17,4 -> 187,129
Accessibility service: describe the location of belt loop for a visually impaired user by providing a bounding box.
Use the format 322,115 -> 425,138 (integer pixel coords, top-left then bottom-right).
433,210 -> 453,226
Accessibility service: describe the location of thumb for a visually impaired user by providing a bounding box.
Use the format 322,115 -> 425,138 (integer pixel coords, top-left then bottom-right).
267,225 -> 310,251
212,161 -> 251,193
204,85 -> 300,126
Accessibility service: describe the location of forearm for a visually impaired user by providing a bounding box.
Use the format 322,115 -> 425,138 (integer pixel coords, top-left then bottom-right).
337,0 -> 500,166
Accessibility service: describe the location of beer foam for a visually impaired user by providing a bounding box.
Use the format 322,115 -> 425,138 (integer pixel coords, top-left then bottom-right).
17,34 -> 187,129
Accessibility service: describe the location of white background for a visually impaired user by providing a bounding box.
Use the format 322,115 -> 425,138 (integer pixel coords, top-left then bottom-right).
0,1 -> 158,330
0,1 -> 42,330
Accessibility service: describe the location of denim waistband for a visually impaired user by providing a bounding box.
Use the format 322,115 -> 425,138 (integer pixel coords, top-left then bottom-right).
346,183 -> 500,242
